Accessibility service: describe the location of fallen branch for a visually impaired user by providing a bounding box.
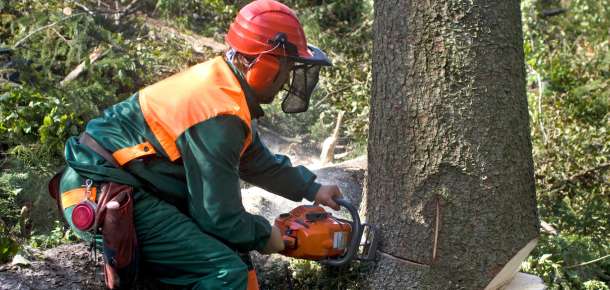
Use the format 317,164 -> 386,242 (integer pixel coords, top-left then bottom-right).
548,162 -> 610,193
72,1 -> 95,16
50,28 -> 69,43
568,162 -> 610,181
0,78 -> 22,88
72,0 -> 140,19
334,151 -> 352,159
320,111 -> 345,164
539,220 -> 557,235
527,63 -> 547,145
142,15 -> 227,53
12,13 -> 84,48
113,0 -> 120,25
565,254 -> 610,269
59,46 -> 110,86
542,8 -> 567,17
313,85 -> 351,108
119,0 -> 141,19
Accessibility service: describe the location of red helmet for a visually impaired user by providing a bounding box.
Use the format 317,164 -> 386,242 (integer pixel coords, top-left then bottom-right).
226,0 -> 330,65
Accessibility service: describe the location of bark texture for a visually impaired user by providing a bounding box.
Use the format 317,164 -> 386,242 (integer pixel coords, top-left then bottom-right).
365,1 -> 539,289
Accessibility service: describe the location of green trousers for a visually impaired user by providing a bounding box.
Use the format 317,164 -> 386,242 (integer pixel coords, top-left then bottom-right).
59,167 -> 248,290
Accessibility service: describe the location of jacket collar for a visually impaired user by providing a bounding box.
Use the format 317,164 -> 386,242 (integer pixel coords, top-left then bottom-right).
225,59 -> 265,119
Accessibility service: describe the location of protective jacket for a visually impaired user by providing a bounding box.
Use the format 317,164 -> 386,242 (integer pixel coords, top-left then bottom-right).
59,56 -> 320,289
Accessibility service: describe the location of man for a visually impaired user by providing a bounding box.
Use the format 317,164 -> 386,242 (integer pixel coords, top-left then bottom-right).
55,0 -> 341,289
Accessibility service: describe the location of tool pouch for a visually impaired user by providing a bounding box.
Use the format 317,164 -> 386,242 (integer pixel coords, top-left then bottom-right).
96,182 -> 139,290
48,134 -> 140,289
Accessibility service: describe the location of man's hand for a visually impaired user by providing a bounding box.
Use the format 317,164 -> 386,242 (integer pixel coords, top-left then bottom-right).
258,226 -> 285,254
314,185 -> 343,210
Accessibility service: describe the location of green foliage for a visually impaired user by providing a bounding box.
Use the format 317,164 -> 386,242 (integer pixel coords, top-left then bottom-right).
1,86 -> 83,154
584,280 -> 610,290
0,231 -> 19,264
0,0 -> 209,159
0,163 -> 26,264
0,163 -> 24,227
523,0 -> 609,127
29,220 -> 77,249
522,0 -> 609,288
0,159 -> 66,264
523,235 -> 609,289
258,259 -> 371,290
289,260 -> 370,290
147,0 -> 236,36
257,258 -> 372,290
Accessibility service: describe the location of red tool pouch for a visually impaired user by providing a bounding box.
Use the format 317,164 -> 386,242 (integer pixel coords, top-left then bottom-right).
49,175 -> 139,289
48,134 -> 139,289
96,182 -> 139,290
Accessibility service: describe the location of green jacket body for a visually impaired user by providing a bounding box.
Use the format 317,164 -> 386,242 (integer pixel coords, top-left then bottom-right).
59,57 -> 320,289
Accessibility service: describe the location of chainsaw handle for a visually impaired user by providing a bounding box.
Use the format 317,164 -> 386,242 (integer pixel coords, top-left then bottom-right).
322,197 -> 361,267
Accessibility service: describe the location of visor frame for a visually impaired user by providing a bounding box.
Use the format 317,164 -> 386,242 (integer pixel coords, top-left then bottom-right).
278,44 -> 331,114
288,45 -> 333,66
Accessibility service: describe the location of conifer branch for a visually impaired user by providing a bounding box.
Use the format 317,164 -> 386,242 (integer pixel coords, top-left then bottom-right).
12,13 -> 84,49
60,46 -> 111,86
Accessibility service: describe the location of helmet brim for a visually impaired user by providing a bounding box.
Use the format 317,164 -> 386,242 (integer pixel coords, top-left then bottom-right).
290,45 -> 332,66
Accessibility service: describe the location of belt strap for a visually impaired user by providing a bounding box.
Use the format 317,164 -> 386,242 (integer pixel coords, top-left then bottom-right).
61,187 -> 97,209
79,133 -> 119,167
112,142 -> 156,166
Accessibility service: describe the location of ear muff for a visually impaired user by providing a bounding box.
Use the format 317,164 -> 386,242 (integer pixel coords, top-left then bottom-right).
246,54 -> 281,92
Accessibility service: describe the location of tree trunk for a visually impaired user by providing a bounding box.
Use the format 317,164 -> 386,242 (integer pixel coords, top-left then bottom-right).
364,1 -> 539,289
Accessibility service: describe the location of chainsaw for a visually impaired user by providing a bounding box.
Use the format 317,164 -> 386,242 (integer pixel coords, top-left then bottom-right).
274,197 -> 378,266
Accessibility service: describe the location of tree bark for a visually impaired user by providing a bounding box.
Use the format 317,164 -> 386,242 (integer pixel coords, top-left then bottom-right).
364,1 -> 539,289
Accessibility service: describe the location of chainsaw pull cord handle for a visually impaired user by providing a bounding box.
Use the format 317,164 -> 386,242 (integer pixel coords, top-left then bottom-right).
322,197 -> 361,267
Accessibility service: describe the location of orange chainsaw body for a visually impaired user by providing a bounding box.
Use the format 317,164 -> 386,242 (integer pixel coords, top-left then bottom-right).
275,205 -> 352,260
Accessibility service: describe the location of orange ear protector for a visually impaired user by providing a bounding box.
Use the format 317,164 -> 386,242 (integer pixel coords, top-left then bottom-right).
245,32 -> 294,92
246,53 -> 281,92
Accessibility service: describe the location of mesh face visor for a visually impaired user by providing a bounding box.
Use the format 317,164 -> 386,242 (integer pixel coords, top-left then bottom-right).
281,64 -> 322,113
281,45 -> 331,113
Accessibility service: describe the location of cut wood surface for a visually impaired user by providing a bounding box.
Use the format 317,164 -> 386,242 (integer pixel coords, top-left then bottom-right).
485,238 -> 540,290
502,273 -> 547,290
